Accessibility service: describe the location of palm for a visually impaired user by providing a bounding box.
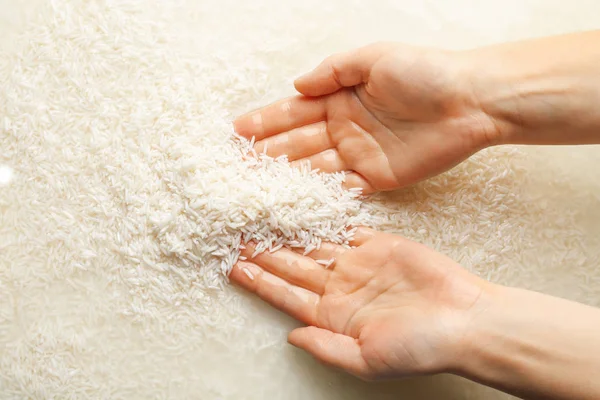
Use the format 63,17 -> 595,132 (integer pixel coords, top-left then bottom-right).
234,44 -> 494,193
316,237 -> 451,376
231,228 -> 487,379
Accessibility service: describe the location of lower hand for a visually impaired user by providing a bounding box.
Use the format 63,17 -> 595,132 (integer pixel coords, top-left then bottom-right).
230,228 -> 491,380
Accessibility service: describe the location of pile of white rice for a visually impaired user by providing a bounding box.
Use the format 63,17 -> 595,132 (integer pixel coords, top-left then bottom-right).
1,0 -> 599,399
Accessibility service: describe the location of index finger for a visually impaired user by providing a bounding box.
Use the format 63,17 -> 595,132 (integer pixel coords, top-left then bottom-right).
230,261 -> 320,326
233,95 -> 327,141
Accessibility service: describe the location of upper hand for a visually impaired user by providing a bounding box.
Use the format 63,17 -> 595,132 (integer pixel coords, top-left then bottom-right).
230,228 -> 492,380
233,42 -> 500,193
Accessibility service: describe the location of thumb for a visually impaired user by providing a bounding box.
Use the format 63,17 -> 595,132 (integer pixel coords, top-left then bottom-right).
288,326 -> 371,379
294,44 -> 388,97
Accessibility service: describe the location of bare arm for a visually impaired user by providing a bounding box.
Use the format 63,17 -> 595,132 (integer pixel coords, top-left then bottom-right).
466,30 -> 600,146
456,285 -> 600,400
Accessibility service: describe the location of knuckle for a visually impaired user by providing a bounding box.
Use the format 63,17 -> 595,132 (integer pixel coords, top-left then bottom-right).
328,64 -> 343,87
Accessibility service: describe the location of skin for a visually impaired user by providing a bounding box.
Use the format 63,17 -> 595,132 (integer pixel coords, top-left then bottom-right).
232,31 -> 600,399
233,229 -> 489,379
233,42 -> 496,193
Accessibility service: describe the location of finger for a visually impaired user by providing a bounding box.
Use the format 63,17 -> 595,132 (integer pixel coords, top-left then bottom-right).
290,149 -> 347,174
231,261 -> 319,325
288,326 -> 370,379
233,96 -> 327,141
254,122 -> 334,161
294,44 -> 389,97
349,227 -> 378,247
242,244 -> 330,295
342,172 -> 375,195
296,242 -> 347,265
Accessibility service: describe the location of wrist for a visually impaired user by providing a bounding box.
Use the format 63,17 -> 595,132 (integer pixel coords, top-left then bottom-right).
444,49 -> 513,150
456,49 -> 521,147
446,281 -> 505,376
448,284 -> 539,399
449,282 -> 509,377
430,277 -> 500,376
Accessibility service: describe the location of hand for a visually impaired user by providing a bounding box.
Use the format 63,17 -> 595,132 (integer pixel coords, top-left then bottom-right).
230,228 -> 491,380
233,42 -> 499,193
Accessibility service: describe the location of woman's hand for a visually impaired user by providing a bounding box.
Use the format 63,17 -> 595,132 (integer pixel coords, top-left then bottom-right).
231,229 -> 600,399
230,228 -> 491,380
233,43 -> 499,193
234,32 -> 600,194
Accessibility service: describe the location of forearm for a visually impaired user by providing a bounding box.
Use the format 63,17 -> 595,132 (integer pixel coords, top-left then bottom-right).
465,30 -> 600,146
455,285 -> 600,400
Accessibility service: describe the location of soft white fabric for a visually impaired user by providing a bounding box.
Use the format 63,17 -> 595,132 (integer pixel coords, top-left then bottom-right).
1,0 -> 599,399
